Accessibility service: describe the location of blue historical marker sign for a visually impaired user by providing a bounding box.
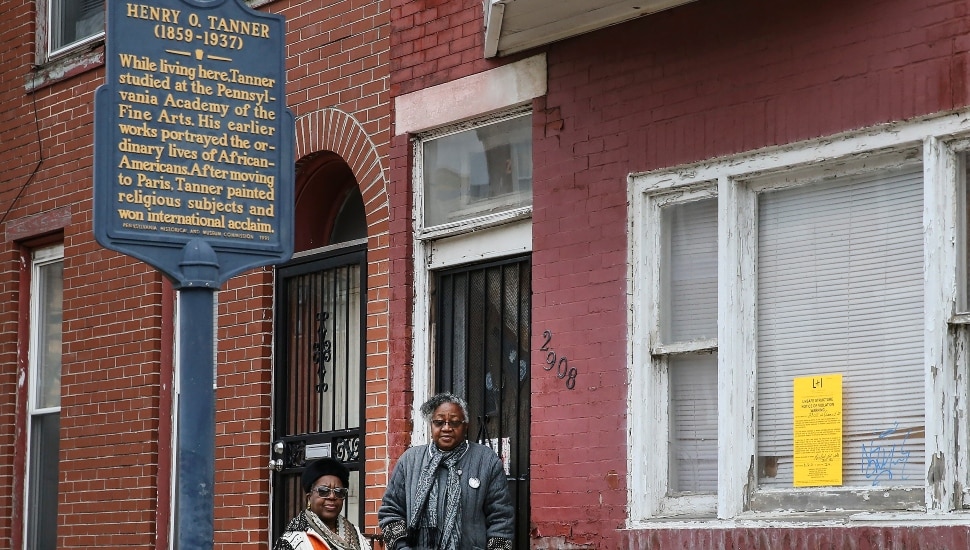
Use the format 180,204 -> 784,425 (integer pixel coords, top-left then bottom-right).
94,0 -> 293,286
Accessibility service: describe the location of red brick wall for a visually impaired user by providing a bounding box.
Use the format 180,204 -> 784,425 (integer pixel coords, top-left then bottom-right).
0,20 -> 171,545
385,132 -> 413,459
532,0 -> 970,546
4,56 -> 168,546
0,2 -> 36,534
389,0 -> 522,98
0,0 -> 391,549
387,0 -> 970,547
542,0 -> 970,177
214,268 -> 275,547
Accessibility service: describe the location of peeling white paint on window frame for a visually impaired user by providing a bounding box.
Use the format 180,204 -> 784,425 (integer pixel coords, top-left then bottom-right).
628,109 -> 970,528
26,0 -> 104,89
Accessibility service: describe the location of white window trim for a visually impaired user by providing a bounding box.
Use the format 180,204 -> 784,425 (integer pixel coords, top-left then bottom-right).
401,56 -> 544,444
28,1 -> 105,92
630,183 -> 719,518
26,244 -> 63,407
36,0 -> 104,65
411,113 -> 533,445
413,107 -> 533,238
628,110 -> 970,527
23,243 -> 64,546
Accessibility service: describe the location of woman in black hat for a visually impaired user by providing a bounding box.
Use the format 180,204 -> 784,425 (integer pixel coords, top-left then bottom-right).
273,457 -> 371,550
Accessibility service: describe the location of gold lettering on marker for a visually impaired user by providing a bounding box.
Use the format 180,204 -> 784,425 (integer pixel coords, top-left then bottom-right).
206,15 -> 270,38
126,3 -> 181,24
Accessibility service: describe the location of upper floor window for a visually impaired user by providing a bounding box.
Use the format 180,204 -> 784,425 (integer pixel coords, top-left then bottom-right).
47,0 -> 104,60
419,112 -> 532,232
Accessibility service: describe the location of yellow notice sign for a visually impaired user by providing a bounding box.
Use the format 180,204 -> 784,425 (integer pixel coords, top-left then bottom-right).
793,374 -> 843,487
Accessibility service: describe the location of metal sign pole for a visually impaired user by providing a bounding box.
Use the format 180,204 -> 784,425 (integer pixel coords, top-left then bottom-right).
175,286 -> 216,549
173,240 -> 220,550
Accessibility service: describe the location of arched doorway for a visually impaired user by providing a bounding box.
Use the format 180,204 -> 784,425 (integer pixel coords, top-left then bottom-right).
270,151 -> 369,539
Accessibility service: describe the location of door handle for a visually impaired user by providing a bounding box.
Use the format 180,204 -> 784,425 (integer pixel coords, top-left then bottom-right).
269,440 -> 285,471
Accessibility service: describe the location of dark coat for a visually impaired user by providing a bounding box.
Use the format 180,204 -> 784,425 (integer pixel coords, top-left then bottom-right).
378,442 -> 514,550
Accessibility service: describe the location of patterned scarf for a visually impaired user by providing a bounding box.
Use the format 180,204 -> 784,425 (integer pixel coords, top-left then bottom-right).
408,440 -> 468,550
302,508 -> 362,550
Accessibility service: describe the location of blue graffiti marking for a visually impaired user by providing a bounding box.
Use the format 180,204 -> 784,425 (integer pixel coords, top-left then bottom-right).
860,421 -> 911,486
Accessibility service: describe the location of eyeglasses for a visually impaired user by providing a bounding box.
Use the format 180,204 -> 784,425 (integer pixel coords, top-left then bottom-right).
431,419 -> 466,429
312,486 -> 349,499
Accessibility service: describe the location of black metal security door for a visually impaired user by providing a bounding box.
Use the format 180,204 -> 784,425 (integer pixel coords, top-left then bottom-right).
434,255 -> 531,550
271,245 -> 367,540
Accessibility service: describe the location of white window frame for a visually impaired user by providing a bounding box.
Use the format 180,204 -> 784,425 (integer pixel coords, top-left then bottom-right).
415,108 -> 534,240
28,0 -> 105,90
43,0 -> 105,60
397,55 -> 546,444
629,111 -> 970,526
410,111 -> 534,444
630,184 -> 719,518
947,143 -> 970,509
23,243 -> 64,547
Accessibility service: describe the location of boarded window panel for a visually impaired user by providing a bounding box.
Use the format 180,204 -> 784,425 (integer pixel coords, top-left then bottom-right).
757,167 -> 924,490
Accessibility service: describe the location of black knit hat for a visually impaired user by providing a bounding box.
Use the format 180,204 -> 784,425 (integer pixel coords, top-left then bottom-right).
301,457 -> 350,493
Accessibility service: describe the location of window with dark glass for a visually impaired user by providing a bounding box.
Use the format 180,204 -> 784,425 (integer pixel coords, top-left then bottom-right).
49,0 -> 105,58
422,114 -> 532,228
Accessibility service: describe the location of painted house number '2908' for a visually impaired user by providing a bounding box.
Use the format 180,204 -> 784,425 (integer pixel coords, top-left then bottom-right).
539,330 -> 578,390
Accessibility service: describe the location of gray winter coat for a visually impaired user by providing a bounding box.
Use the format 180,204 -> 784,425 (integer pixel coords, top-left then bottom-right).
378,442 -> 514,550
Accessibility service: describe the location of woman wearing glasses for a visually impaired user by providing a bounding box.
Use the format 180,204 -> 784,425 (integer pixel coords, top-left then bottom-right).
379,392 -> 514,550
274,457 -> 371,550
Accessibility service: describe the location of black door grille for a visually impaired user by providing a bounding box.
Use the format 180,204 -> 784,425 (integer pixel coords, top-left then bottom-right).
271,246 -> 367,540
434,255 -> 531,550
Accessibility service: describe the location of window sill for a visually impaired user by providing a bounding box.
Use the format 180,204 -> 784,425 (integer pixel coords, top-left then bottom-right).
627,510 -> 970,529
417,206 -> 532,241
950,312 -> 970,324
26,43 -> 104,93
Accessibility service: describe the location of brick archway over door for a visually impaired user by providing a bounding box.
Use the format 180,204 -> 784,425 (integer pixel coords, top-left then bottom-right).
294,108 -> 389,224
291,107 -> 391,531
